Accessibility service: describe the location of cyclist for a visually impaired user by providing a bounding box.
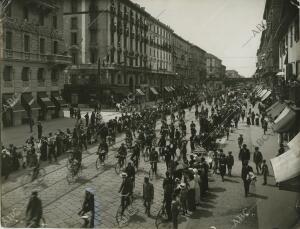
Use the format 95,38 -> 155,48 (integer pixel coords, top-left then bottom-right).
124,161 -> 136,188
149,148 -> 159,175
117,143 -> 127,168
130,143 -> 140,169
97,141 -> 108,164
119,172 -> 132,216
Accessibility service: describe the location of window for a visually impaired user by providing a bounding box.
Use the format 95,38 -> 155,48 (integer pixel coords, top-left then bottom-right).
23,6 -> 29,20
3,66 -> 12,81
71,53 -> 77,64
51,69 -> 59,82
24,35 -> 30,52
5,31 -> 12,50
71,0 -> 78,13
39,12 -> 44,25
53,15 -> 57,29
53,41 -> 58,54
37,68 -> 45,82
40,38 -> 45,54
22,67 -> 30,81
71,17 -> 78,29
90,50 -> 97,64
71,32 -> 77,45
295,17 -> 299,42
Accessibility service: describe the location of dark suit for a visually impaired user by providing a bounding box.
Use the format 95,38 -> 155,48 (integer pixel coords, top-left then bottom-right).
241,165 -> 253,196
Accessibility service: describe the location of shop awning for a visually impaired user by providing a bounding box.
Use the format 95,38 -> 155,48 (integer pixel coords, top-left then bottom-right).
273,107 -> 296,133
259,89 -> 268,98
261,90 -> 272,101
164,86 -> 171,92
169,86 -> 175,92
270,148 -> 300,183
135,89 -> 145,96
287,132 -> 300,150
21,93 -> 40,110
150,87 -> 159,95
51,92 -> 68,108
38,92 -> 56,109
267,102 -> 286,120
2,94 -> 25,112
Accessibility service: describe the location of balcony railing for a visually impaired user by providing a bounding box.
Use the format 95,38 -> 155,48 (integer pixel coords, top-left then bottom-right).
46,54 -> 72,66
2,49 -> 59,63
3,81 -> 13,88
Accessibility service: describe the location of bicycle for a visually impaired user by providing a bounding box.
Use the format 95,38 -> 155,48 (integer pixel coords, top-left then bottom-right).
115,155 -> 126,175
115,193 -> 137,227
22,166 -> 46,185
149,161 -> 157,180
155,202 -> 168,229
66,161 -> 82,184
96,150 -> 108,169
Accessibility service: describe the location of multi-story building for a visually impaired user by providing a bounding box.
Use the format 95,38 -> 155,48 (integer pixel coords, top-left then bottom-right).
206,53 -> 222,79
221,64 -> 226,78
226,69 -> 242,79
63,0 -> 175,104
172,33 -> 191,86
190,45 -> 206,84
256,0 -> 283,85
1,0 -> 71,127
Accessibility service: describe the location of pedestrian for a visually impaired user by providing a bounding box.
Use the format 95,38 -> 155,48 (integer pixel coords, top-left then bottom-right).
143,177 -> 154,217
47,133 -> 57,163
29,116 -> 34,133
226,151 -> 234,176
193,168 -> 201,205
277,144 -> 285,156
253,147 -> 263,175
37,122 -> 43,139
261,160 -> 269,185
85,113 -> 89,127
78,188 -> 95,228
26,191 -> 43,228
163,172 -> 173,221
246,115 -> 251,126
187,173 -> 196,212
239,144 -> 250,164
262,119 -> 268,135
238,134 -> 243,149
241,160 -> 253,197
179,183 -> 188,215
255,113 -> 260,126
171,193 -> 180,229
251,111 -> 255,125
219,153 -> 227,181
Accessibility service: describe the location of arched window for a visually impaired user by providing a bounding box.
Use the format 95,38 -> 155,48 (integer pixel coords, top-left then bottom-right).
51,69 -> 59,82
3,66 -> 12,81
21,67 -> 30,81
37,68 -> 45,82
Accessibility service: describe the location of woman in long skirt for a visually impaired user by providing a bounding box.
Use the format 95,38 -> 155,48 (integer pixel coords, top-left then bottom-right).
187,174 -> 196,212
193,169 -> 201,205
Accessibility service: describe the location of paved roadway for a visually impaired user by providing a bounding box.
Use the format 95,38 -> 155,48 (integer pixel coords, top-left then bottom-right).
1,103 -> 299,229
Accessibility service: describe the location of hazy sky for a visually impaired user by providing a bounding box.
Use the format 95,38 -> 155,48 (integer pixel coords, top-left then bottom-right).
132,0 -> 266,78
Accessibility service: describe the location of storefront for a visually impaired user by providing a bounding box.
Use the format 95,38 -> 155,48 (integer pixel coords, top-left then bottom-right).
21,93 -> 40,123
149,87 -> 159,101
37,92 -> 56,120
2,94 -> 26,126
51,91 -> 68,118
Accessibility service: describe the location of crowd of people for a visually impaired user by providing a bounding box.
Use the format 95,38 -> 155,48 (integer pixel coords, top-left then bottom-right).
3,84 -> 281,228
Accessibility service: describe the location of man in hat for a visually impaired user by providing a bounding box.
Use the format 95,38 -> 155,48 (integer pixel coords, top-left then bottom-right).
241,160 -> 253,197
143,177 -> 154,217
238,134 -> 243,149
26,191 -> 43,228
239,144 -> 250,164
253,147 -> 263,175
226,151 -> 234,176
163,172 -> 173,221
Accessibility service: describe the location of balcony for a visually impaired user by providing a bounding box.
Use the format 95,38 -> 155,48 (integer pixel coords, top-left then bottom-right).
46,54 -> 72,66
3,81 -> 13,88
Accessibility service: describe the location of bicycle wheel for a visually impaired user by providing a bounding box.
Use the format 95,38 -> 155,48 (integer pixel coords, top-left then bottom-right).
115,163 -> 121,175
21,172 -> 32,185
115,205 -> 129,227
95,157 -> 101,170
149,168 -> 154,180
155,205 -> 168,229
36,168 -> 46,183
66,170 -> 75,184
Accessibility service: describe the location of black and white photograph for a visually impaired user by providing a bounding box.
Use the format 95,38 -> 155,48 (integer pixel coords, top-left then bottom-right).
0,0 -> 300,228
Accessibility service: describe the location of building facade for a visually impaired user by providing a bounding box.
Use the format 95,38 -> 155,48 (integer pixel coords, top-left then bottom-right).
226,69 -> 242,79
190,45 -> 206,84
1,0 -> 71,127
206,53 -> 222,79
